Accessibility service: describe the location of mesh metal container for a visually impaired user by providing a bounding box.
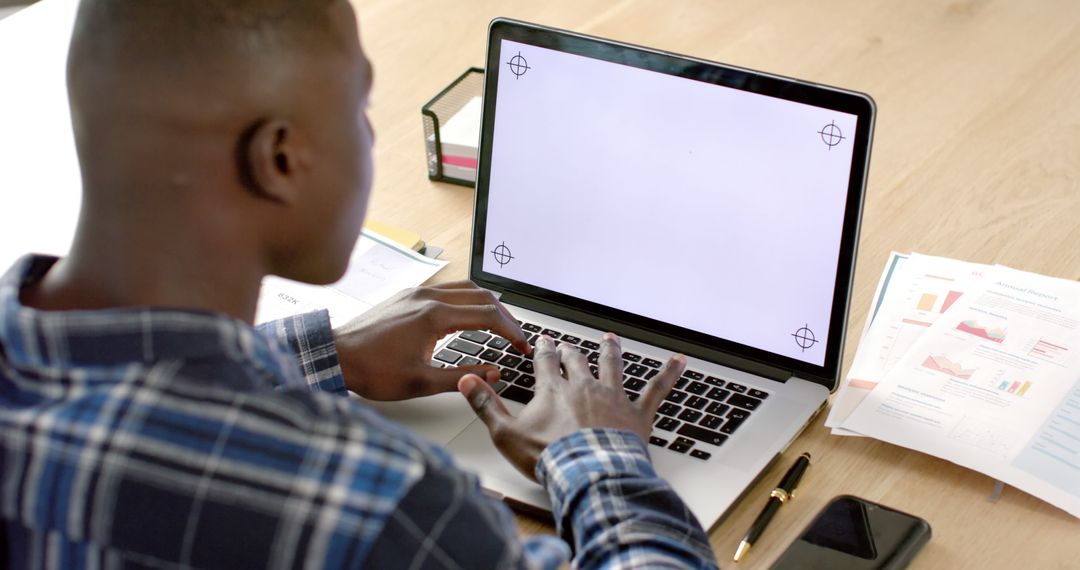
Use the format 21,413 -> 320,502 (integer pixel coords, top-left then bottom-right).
421,67 -> 484,187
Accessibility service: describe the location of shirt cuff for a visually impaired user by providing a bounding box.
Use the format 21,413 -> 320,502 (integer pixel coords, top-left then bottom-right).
256,310 -> 347,395
535,428 -> 654,510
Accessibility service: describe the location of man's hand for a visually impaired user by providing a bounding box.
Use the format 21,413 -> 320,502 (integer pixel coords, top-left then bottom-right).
333,281 -> 530,401
459,333 -> 686,480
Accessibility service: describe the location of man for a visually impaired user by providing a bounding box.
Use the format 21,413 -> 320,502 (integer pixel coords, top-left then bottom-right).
0,0 -> 719,568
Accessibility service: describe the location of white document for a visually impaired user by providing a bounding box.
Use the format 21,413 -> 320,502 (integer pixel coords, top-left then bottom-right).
255,230 -> 447,327
827,253 -> 988,434
841,265 -> 1080,517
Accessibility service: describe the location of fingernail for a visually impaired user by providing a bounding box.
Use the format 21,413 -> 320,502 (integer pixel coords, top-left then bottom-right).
538,336 -> 553,348
603,332 -> 616,342
674,354 -> 686,364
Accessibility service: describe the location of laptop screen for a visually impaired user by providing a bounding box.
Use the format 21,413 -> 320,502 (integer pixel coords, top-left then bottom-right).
473,22 -> 873,381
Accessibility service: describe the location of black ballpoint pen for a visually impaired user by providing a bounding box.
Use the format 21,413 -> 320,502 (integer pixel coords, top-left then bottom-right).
733,452 -> 812,563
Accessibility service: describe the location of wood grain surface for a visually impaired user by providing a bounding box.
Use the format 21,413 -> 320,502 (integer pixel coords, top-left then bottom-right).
350,1 -> 1080,567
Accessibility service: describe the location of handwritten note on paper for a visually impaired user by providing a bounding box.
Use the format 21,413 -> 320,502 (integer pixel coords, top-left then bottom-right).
255,230 -> 448,326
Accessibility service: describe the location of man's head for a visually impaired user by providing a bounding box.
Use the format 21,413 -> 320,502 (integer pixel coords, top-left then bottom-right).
67,0 -> 373,285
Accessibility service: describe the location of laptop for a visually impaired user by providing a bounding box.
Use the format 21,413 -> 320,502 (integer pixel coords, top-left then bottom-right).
365,18 -> 874,530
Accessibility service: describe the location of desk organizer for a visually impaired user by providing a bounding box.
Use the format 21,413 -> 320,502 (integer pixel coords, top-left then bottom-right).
422,67 -> 484,187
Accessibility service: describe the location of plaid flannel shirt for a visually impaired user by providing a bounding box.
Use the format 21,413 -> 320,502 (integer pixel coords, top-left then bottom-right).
0,255 -> 718,569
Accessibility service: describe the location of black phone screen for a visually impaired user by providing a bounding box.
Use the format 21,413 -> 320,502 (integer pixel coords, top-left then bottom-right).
769,496 -> 931,570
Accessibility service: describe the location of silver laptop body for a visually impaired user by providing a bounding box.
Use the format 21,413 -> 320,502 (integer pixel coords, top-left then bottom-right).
367,19 -> 875,530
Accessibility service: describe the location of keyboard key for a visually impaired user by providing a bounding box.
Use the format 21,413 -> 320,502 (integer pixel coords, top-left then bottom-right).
706,387 -> 731,402
526,335 -> 538,346
649,436 -> 669,447
728,393 -> 762,411
497,354 -> 523,368
447,339 -> 484,356
642,358 -> 663,368
685,396 -> 708,410
435,349 -> 462,364
430,360 -> 444,368
492,380 -> 508,393
581,340 -> 600,350
522,323 -> 542,333
686,381 -> 708,395
622,352 -> 642,362
459,356 -> 481,366
677,424 -> 728,446
500,385 -> 534,404
700,414 -> 723,429
459,330 -> 492,344
589,365 -> 599,378
561,334 -> 582,345
727,408 -> 750,421
720,418 -> 746,435
487,337 -> 511,350
514,374 -> 535,388
674,378 -> 688,390
645,369 -> 659,380
626,392 -> 640,402
678,409 -> 703,423
664,390 -> 688,404
576,346 -> 590,355
541,329 -> 561,339
749,388 -> 769,399
479,349 -> 502,362
587,352 -> 601,364
726,382 -> 748,393
658,402 -> 682,417
705,376 -> 725,387
690,449 -> 712,461
624,378 -> 647,391
499,368 -> 520,382
656,417 -> 681,432
706,402 -> 730,416
517,361 -> 535,374
507,345 -> 523,356
668,440 -> 692,453
683,370 -> 704,381
625,364 -> 648,377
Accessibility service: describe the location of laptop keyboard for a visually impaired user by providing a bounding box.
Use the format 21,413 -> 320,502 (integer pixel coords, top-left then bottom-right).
432,321 -> 770,461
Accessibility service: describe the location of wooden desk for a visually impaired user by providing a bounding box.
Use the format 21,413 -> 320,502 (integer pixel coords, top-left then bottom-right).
354,1 -> 1080,567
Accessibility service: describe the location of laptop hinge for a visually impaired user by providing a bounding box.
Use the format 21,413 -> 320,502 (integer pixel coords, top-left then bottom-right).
499,291 -> 792,383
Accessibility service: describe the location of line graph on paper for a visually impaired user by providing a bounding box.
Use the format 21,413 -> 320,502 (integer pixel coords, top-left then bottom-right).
947,415 -> 1017,459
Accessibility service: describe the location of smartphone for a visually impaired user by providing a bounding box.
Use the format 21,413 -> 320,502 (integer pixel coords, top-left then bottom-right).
769,495 -> 931,570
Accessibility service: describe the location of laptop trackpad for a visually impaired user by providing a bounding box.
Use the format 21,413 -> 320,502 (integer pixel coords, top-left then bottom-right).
446,416 -> 552,512
357,392 -> 478,447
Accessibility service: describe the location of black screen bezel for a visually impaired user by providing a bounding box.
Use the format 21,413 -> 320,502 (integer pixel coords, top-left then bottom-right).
471,19 -> 874,388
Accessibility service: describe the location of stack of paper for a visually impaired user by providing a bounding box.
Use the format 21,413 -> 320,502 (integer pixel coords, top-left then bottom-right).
828,253 -> 1080,518
255,229 -> 447,327
427,96 -> 482,182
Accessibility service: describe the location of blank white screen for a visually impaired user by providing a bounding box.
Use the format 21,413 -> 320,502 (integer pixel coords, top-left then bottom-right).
483,40 -> 858,365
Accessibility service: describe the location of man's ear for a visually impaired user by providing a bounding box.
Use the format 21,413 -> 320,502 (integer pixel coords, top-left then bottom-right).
237,119 -> 303,204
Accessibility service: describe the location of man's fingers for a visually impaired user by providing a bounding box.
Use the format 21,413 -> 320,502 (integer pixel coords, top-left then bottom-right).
558,343 -> 591,380
458,374 -> 510,431
531,336 -> 562,388
640,354 -> 687,414
429,302 -> 531,355
598,333 -> 624,388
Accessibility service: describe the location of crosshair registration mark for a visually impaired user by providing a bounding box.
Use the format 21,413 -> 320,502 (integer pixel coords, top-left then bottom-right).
817,121 -> 845,150
491,242 -> 514,268
792,324 -> 818,352
507,52 -> 530,79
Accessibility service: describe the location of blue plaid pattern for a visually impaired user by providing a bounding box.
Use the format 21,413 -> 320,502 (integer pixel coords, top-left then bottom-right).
0,255 -> 717,569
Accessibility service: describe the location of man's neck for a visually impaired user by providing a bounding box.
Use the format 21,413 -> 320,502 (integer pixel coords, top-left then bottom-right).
21,214 -> 265,323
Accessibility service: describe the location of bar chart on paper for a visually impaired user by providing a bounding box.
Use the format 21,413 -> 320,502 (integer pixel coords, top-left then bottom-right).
1028,338 -> 1070,365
